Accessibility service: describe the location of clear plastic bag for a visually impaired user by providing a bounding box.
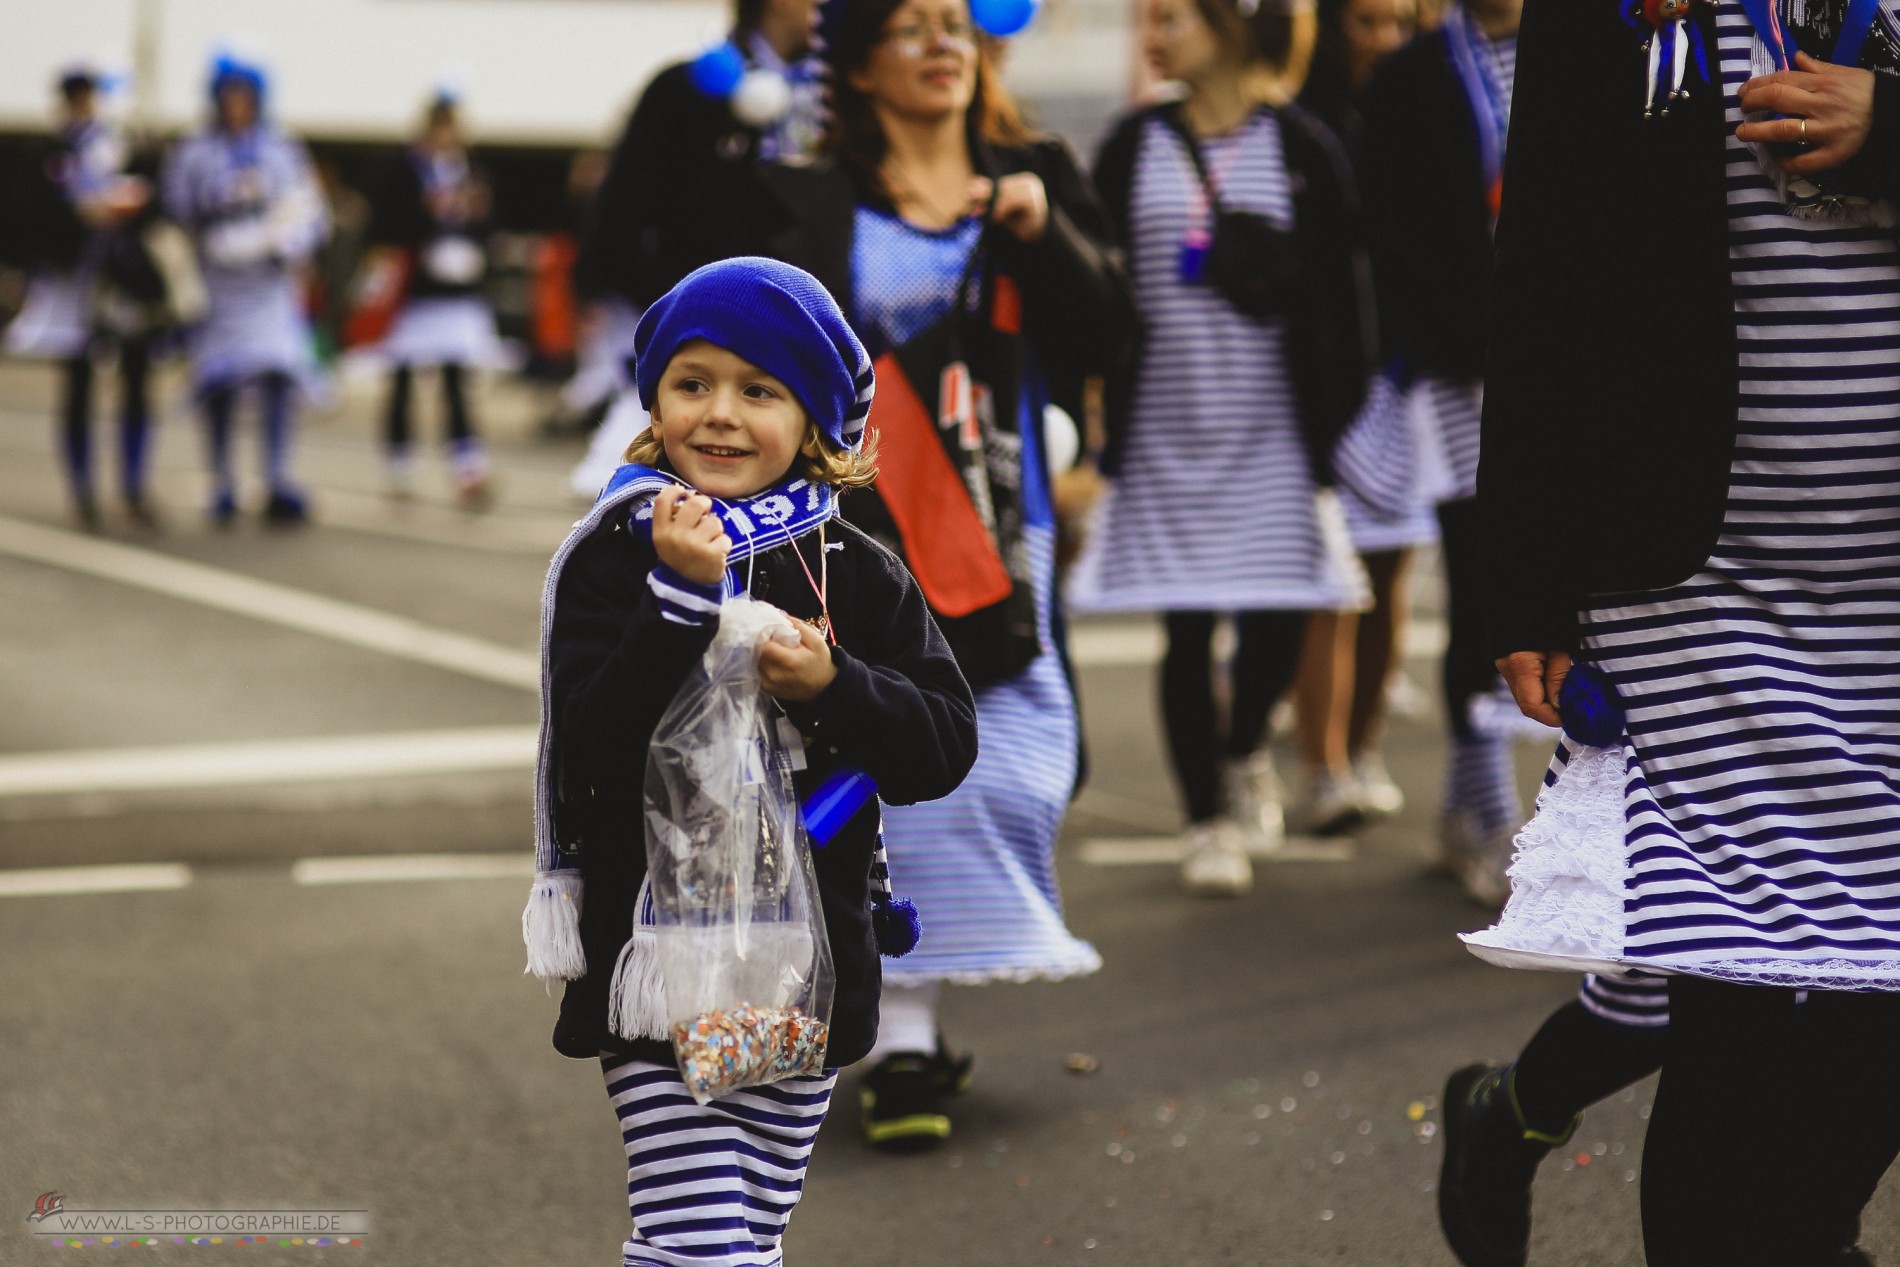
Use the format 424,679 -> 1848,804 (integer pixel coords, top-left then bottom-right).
644,596 -> 835,1103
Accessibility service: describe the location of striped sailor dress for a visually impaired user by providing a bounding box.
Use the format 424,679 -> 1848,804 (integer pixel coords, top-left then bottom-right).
1467,0 -> 1900,992
851,207 -> 1101,985
1066,110 -> 1367,614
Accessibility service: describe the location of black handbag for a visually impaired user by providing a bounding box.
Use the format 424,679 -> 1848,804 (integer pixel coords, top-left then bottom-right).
1165,106 -> 1300,320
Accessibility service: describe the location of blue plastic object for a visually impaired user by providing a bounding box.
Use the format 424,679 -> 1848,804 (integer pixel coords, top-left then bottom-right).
801,768 -> 878,846
689,42 -> 747,99
971,0 -> 1040,37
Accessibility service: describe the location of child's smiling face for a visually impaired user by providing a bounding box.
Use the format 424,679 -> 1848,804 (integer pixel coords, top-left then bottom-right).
653,340 -> 811,499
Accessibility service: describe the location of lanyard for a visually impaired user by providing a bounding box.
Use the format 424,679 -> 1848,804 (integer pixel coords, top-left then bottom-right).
1738,0 -> 1883,68
782,521 -> 836,645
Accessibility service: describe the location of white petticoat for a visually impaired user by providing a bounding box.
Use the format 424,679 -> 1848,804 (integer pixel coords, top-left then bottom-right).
1461,742 -> 1634,976
379,296 -> 507,369
4,273 -> 93,359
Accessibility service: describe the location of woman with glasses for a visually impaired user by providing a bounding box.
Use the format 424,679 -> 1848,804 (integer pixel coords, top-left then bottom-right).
1075,0 -> 1374,893
740,0 -> 1131,1150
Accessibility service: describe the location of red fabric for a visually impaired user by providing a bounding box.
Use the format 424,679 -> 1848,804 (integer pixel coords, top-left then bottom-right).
865,350 -> 1012,618
534,232 -> 580,358
341,250 -> 411,349
991,274 -> 1022,335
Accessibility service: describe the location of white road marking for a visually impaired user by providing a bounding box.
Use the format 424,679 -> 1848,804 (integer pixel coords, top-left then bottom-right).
0,514 -> 538,690
0,726 -> 537,797
291,853 -> 534,885
0,863 -> 192,897
1068,617 -> 1447,668
310,485 -> 576,556
1077,836 -> 1355,866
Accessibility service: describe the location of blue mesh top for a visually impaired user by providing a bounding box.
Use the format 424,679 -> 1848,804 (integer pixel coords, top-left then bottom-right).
850,207 -> 983,352
848,205 -> 1052,529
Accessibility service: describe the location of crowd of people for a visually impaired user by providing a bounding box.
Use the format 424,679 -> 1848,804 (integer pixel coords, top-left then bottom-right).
7,0 -> 1900,1260
4,56 -> 511,525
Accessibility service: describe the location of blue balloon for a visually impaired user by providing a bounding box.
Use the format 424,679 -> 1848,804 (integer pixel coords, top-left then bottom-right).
971,0 -> 1039,36
688,42 -> 746,99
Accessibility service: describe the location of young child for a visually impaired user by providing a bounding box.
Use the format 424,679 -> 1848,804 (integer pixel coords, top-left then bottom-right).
523,256 -> 978,1267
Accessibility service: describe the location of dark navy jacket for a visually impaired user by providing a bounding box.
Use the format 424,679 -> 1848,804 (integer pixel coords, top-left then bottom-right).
546,508 -> 977,1067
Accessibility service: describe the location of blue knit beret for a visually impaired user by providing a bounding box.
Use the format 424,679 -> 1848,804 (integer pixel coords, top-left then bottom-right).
633,257 -> 874,452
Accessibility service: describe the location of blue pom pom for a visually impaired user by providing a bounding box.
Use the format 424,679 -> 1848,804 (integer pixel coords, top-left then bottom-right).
689,42 -> 746,99
1557,661 -> 1626,747
971,0 -> 1040,37
873,896 -> 921,958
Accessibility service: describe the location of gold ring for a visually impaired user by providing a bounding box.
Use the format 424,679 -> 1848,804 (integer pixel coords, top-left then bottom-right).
1799,117 -> 1808,143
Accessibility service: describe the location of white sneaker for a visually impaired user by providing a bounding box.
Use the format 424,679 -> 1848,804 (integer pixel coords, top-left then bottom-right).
1433,806 -> 1480,876
1290,768 -> 1365,837
385,450 -> 417,500
1459,823 -> 1516,909
1223,755 -> 1286,857
1180,822 -> 1253,897
1352,752 -> 1405,819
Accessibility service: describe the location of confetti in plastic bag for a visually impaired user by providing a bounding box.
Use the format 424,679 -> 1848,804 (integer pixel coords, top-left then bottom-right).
644,597 -> 835,1103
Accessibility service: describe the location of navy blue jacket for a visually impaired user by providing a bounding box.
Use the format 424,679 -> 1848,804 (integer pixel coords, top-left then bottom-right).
546,508 -> 977,1067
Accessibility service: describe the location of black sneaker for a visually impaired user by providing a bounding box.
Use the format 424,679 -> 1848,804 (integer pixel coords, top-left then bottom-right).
1438,1062 -> 1574,1267
861,1053 -> 952,1151
263,487 -> 309,526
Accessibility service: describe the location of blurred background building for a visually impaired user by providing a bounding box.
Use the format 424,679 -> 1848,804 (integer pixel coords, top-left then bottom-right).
0,0 -> 1134,379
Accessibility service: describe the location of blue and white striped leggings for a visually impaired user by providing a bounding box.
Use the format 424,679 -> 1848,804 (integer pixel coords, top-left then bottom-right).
602,1058 -> 836,1267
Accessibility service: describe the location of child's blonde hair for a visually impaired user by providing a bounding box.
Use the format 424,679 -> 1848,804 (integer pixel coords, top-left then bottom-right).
624,418 -> 879,491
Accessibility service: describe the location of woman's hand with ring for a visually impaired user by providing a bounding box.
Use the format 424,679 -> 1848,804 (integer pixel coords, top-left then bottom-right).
1736,50 -> 1877,174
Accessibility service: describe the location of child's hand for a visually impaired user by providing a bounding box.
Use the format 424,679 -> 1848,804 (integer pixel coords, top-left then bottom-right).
758,619 -> 838,703
650,487 -> 730,586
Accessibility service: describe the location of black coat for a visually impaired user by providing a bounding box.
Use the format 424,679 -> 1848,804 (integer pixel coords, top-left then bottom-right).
546,512 -> 978,1068
367,150 -> 490,300
743,137 -> 1134,430
573,60 -> 767,309
1359,31 -> 1497,382
1477,0 -> 1900,657
1091,103 -> 1375,482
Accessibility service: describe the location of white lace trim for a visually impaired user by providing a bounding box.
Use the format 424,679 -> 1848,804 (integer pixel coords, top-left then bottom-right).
882,948 -> 1104,988
1461,743 -> 1628,964
1637,958 -> 1900,991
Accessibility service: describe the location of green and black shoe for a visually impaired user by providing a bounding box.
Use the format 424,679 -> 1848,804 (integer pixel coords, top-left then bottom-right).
860,1047 -> 974,1152
1437,1062 -> 1576,1267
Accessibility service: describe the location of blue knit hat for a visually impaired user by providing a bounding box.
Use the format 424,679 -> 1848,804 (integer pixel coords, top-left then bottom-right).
633,257 -> 874,452
208,52 -> 267,105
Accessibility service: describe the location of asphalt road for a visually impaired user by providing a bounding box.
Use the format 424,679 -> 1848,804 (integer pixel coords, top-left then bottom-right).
1,361 -> 1893,1265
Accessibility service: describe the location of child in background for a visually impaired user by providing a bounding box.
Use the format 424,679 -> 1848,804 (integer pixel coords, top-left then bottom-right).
524,257 -> 977,1267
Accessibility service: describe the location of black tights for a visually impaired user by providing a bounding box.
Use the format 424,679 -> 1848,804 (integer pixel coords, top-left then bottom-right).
1436,496 -> 1501,741
1642,978 -> 1900,1266
1160,610 -> 1308,824
1509,1000 -> 1666,1136
385,362 -> 473,452
59,340 -> 152,503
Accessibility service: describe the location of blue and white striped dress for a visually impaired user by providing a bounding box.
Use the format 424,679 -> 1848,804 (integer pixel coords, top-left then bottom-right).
1066,111 -> 1366,612
1469,3 -> 1900,992
603,1058 -> 835,1267
852,207 -> 1100,985
162,126 -> 327,395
